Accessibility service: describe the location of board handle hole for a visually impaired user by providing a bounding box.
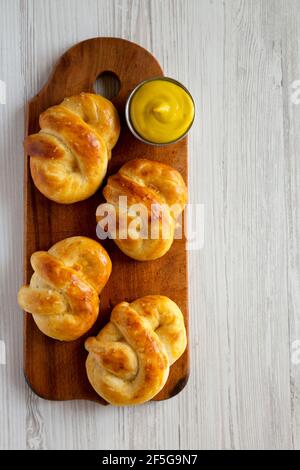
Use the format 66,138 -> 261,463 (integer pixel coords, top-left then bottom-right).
94,72 -> 120,100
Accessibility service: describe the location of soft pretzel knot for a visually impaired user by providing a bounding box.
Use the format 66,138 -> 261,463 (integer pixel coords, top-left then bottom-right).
85,295 -> 187,405
24,93 -> 120,204
18,237 -> 112,341
96,159 -> 188,261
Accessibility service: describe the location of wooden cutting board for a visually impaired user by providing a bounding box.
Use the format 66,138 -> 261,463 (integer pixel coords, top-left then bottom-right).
24,37 -> 189,405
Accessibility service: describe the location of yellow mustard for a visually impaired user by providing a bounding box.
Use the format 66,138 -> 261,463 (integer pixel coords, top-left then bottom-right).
130,79 -> 194,144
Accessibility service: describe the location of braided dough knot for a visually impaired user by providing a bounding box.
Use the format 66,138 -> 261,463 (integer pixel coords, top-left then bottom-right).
85,295 -> 187,405
96,159 -> 187,260
25,93 -> 120,204
18,237 -> 112,341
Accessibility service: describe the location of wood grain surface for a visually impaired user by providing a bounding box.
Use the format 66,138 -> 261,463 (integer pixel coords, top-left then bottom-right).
24,37 -> 189,405
1,0 -> 300,450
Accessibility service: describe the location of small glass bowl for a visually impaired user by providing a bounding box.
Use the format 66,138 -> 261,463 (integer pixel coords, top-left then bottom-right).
125,76 -> 195,146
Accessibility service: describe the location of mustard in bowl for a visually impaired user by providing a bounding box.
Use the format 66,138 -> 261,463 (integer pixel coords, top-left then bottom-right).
125,77 -> 195,146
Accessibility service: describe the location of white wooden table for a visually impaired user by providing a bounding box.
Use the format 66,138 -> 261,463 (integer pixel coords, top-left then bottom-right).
1,0 -> 300,450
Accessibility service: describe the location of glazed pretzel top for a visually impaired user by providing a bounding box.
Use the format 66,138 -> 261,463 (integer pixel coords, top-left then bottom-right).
18,237 -> 112,341
25,93 -> 120,204
85,295 -> 187,405
97,159 -> 187,261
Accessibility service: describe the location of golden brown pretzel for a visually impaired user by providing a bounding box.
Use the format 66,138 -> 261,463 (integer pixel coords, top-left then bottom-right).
96,159 -> 187,260
85,295 -> 187,405
25,93 -> 120,204
18,236 -> 112,341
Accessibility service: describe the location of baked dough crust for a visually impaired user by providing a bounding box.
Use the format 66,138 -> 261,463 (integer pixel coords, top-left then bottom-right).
85,295 -> 187,405
18,236 -> 112,341
25,93 -> 120,204
96,159 -> 187,260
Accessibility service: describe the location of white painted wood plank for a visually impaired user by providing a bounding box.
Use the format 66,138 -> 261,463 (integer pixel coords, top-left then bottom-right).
0,0 -> 26,451
280,0 -> 300,450
0,0 -> 299,450
219,0 -> 291,449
